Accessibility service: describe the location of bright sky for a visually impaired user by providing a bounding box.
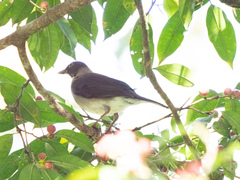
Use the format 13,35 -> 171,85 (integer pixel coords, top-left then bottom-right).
0,0 -> 240,177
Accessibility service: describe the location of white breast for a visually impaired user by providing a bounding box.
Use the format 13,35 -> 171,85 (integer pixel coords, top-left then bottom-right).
72,94 -> 143,116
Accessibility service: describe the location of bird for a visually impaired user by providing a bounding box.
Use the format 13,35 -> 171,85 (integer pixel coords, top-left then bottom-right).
59,61 -> 167,120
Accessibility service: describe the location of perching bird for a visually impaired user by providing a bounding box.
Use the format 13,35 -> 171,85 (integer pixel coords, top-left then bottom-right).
59,61 -> 167,119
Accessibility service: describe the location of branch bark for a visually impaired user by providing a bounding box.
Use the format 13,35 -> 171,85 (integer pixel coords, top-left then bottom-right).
0,0 -> 94,50
134,0 -> 200,159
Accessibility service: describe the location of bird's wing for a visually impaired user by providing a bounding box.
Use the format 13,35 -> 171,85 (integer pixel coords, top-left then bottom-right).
71,73 -> 138,99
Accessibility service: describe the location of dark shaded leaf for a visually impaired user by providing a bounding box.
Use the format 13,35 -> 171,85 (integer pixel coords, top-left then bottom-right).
0,154 -> 20,179
179,0 -> 194,28
222,111 -> 240,133
213,117 -> 231,137
0,110 -> 15,132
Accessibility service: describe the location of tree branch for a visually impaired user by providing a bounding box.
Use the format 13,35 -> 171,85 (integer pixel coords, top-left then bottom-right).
134,0 -> 200,159
0,0 -> 94,50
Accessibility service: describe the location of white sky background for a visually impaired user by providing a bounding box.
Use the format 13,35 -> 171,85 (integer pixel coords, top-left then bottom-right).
0,0 -> 240,178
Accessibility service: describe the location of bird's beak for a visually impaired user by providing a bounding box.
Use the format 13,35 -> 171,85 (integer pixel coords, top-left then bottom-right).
58,69 -> 67,74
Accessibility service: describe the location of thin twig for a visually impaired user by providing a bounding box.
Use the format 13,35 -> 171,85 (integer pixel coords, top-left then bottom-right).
133,113 -> 172,131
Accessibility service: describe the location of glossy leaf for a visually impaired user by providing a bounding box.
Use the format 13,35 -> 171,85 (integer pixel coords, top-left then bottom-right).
18,164 -> 41,180
0,154 -> 20,179
0,111 -> 15,132
0,0 -> 13,26
186,90 -> 219,125
195,113 -> 215,124
103,0 -> 130,39
35,101 -> 67,127
130,20 -> 154,77
49,154 -> 90,172
155,63 -> 194,87
0,134 -> 13,164
27,12 -> 60,71
71,4 -> 97,42
11,0 -> 36,24
69,19 -> 91,53
57,18 -> 77,59
157,11 -> 185,64
213,117 -> 231,137
206,5 -> 236,68
123,0 -> 136,14
55,130 -> 94,153
29,139 -> 46,156
163,0 -> 179,18
179,0 -> 194,28
45,140 -> 69,158
222,111 -> 240,133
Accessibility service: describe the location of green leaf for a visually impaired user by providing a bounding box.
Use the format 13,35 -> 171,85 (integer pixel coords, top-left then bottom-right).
186,90 -> 219,125
225,99 -> 240,113
171,117 -> 177,133
222,111 -> 240,133
45,140 -> 69,158
161,129 -> 170,141
122,0 -> 136,14
235,82 -> 240,90
27,12 -> 60,71
35,101 -> 67,127
206,5 -> 236,68
0,66 -> 35,96
195,113 -> 215,124
57,18 -> 77,59
55,130 -> 94,153
157,11 -> 185,64
0,110 -> 15,132
1,83 -> 41,125
233,8 -> 240,23
213,117 -> 231,137
0,154 -> 20,179
41,168 -> 64,180
0,134 -> 13,164
70,4 -> 97,41
163,0 -> 179,18
18,164 -> 41,180
0,0 -> 13,26
69,19 -> 91,53
179,0 -> 194,28
11,0 -> 36,24
29,139 -> 46,157
103,0 -> 130,39
130,20 -> 154,77
154,63 -> 194,87
71,147 -> 93,161
48,154 -> 90,172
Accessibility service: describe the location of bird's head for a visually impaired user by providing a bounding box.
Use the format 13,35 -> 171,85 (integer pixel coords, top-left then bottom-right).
59,61 -> 92,78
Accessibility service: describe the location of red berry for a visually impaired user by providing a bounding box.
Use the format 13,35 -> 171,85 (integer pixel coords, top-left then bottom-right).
40,1 -> 49,10
36,96 -> 43,101
47,125 -> 56,134
224,88 -> 232,95
162,166 -> 167,172
38,153 -> 46,160
232,91 -> 240,99
230,130 -> 236,136
199,89 -> 209,96
44,161 -> 53,169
